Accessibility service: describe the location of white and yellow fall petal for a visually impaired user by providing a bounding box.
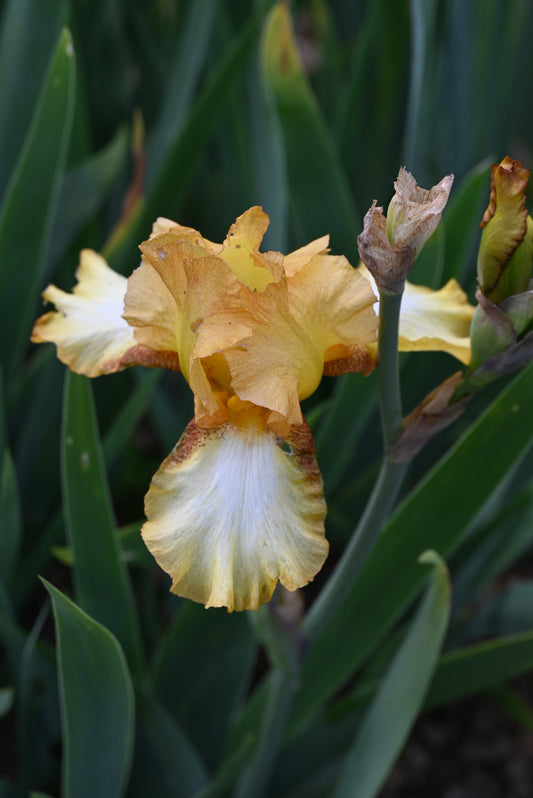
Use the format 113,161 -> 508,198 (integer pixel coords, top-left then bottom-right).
358,263 -> 474,364
142,419 -> 328,612
31,249 -> 137,376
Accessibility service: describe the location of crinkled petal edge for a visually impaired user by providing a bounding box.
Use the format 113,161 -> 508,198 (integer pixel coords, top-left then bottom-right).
142,418 -> 328,611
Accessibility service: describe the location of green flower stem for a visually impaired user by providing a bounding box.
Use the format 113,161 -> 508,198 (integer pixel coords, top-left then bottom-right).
378,292 -> 405,448
234,666 -> 297,798
304,291 -> 407,641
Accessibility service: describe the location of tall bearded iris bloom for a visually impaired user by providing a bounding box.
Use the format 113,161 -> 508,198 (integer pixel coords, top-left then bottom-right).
33,205 -> 473,611
33,207 -> 379,611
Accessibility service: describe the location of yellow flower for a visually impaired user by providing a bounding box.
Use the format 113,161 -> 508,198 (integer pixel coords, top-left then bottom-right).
32,207 -> 378,611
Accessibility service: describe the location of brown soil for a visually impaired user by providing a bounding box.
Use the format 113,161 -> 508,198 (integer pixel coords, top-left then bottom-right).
380,690 -> 533,798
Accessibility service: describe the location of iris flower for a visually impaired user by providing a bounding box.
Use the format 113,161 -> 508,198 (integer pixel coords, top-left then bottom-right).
33,208 -> 379,611
33,206 -> 473,611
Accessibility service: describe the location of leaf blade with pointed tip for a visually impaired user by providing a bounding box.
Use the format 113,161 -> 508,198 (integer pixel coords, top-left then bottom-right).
260,4 -> 360,260
0,0 -> 68,194
44,580 -> 134,798
293,364 -> 533,733
61,371 -> 144,675
0,28 -> 75,377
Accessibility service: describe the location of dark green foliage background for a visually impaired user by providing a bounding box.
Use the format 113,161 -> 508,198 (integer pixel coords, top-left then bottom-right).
2,1 -> 533,796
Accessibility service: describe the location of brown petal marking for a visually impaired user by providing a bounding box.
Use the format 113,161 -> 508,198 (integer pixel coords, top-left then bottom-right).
323,345 -> 377,377
117,344 -> 181,372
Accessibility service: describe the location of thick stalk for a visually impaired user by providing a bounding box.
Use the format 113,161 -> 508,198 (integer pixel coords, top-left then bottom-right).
378,292 -> 404,448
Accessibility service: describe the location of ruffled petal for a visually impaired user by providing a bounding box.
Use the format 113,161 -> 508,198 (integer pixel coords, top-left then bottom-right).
224,280 -> 315,427
225,254 -> 378,426
124,237 -> 253,384
288,254 -> 378,378
142,419 -> 328,611
149,216 -> 220,252
31,250 -> 137,376
218,206 -> 284,291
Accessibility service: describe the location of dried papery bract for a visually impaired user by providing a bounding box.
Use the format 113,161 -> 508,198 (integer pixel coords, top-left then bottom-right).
388,372 -> 470,463
358,169 -> 453,295
357,201 -> 415,295
387,170 -> 454,254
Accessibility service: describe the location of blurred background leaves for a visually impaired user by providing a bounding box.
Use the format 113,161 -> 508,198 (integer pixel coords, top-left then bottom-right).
2,0 -> 533,796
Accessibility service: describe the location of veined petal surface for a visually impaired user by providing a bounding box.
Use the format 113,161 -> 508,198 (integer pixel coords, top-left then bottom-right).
31,250 -> 137,376
223,279 -> 313,429
142,419 -> 328,611
149,216 -> 219,251
283,235 -> 330,277
225,253 -> 378,427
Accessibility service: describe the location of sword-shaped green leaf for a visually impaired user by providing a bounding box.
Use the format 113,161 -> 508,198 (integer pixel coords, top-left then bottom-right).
0,28 -> 75,377
294,364 -> 533,734
61,371 -> 143,675
261,3 -> 360,260
44,580 -> 134,798
0,0 -> 67,193
333,551 -> 450,798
